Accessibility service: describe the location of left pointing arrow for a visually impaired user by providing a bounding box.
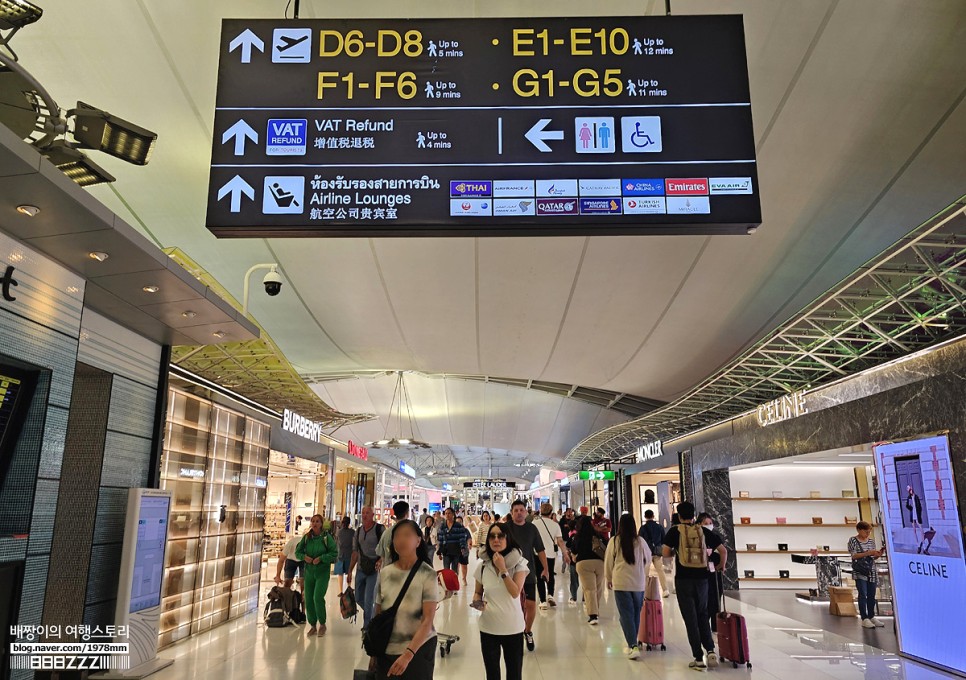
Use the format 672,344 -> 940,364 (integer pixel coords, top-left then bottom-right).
222,119 -> 259,156
228,29 -> 264,64
217,176 -> 255,213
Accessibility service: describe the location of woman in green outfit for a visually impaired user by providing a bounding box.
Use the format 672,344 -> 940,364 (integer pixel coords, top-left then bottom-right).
295,514 -> 339,636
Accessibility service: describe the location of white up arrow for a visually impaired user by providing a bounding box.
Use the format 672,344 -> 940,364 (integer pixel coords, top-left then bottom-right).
217,176 -> 255,213
525,118 -> 564,153
222,119 -> 258,156
229,29 -> 264,64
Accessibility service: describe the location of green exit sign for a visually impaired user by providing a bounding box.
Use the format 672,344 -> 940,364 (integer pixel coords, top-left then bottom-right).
578,470 -> 615,481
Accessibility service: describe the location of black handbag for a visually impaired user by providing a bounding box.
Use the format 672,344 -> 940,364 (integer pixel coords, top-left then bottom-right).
363,562 -> 421,657
853,556 -> 875,578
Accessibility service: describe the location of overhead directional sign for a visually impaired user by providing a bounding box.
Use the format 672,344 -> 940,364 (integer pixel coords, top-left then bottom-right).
578,470 -> 616,481
207,16 -> 759,237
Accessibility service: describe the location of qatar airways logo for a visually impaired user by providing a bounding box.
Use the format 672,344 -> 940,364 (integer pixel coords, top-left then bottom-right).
536,199 -> 578,215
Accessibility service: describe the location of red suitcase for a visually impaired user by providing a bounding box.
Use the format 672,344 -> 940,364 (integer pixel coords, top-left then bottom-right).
716,595 -> 751,668
637,598 -> 666,651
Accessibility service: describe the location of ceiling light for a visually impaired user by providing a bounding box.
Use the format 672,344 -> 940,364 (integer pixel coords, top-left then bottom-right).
0,0 -> 42,30
746,226 -> 758,235
42,141 -> 115,187
398,439 -> 410,445
212,330 -> 227,339
425,471 -> 434,477
69,101 -> 157,166
7,252 -> 22,262
181,311 -> 196,319
66,286 -> 79,294
142,285 -> 159,293
15,204 -> 38,217
88,251 -> 109,262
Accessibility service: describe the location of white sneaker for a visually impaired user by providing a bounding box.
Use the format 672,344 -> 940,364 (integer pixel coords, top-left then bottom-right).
706,652 -> 718,668
548,596 -> 556,607
539,601 -> 549,610
623,647 -> 633,656
861,619 -> 875,628
871,618 -> 885,627
629,646 -> 641,660
663,591 -> 670,598
569,598 -> 577,605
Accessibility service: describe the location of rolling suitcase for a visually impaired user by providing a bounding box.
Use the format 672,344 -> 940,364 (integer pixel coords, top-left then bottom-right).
716,593 -> 751,668
637,598 -> 666,651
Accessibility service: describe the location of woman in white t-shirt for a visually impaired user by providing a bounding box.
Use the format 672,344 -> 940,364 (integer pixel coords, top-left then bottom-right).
533,503 -> 567,608
472,522 -> 529,680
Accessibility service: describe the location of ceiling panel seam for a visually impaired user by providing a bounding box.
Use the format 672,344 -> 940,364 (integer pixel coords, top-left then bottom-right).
604,237 -> 712,386
263,240 -> 362,365
137,0 -> 213,139
537,237 -> 590,379
754,0 -> 838,153
732,80 -> 966,368
539,398 -> 568,459
441,373 -> 457,445
368,239 -> 417,363
108,185 -> 164,249
475,237 -> 482,373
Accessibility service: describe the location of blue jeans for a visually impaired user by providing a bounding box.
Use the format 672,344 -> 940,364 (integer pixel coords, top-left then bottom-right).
614,590 -> 644,648
856,578 -> 877,620
355,569 -> 379,630
569,562 -> 579,600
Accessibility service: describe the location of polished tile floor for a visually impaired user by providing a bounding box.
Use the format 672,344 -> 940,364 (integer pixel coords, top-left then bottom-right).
150,560 -> 955,680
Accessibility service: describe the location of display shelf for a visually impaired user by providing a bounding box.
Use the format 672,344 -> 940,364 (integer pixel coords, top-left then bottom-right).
736,523 -> 873,527
732,497 -> 870,502
737,550 -> 849,555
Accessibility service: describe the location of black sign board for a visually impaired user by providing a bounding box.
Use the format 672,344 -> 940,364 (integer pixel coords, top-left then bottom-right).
207,16 -> 759,237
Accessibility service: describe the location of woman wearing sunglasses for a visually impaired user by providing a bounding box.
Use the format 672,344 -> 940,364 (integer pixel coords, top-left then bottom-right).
472,522 -> 529,680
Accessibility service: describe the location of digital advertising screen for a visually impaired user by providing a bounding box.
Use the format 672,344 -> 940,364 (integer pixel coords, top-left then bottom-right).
873,435 -> 966,674
129,494 -> 171,614
0,363 -> 37,489
207,16 -> 759,237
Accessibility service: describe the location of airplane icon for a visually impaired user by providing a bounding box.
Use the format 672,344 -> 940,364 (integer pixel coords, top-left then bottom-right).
272,28 -> 312,63
277,34 -> 308,52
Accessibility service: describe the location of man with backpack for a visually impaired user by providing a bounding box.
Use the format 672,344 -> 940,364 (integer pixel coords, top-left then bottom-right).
662,501 -> 727,671
349,506 -> 385,634
639,509 -> 670,597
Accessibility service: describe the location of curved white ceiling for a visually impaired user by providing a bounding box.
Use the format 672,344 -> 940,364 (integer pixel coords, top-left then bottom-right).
311,373 -> 629,462
10,0 -> 966,468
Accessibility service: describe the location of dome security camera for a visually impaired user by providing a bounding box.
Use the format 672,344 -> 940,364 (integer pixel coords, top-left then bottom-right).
263,268 -> 283,296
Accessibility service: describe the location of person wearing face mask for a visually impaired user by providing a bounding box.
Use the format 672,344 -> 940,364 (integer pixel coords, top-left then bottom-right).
472,522 -> 529,680
697,513 -> 722,633
295,514 -> 339,636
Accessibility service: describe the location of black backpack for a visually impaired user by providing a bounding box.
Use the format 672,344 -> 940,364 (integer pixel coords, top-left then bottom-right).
264,594 -> 291,627
289,590 -> 306,624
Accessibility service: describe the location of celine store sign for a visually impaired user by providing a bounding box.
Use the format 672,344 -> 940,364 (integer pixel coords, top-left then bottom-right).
756,390 -> 808,427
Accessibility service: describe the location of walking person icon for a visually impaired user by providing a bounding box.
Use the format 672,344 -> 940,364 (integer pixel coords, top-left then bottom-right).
579,123 -> 593,149
417,132 -> 427,149
428,40 -> 438,57
425,82 -> 435,98
627,80 -> 637,96
633,38 -> 643,55
599,122 -> 611,149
